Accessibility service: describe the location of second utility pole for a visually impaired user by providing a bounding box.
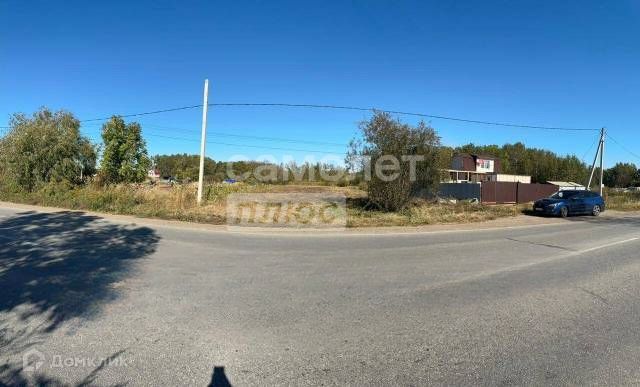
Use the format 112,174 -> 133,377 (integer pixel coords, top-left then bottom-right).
587,127 -> 605,194
599,127 -> 605,196
197,79 -> 209,205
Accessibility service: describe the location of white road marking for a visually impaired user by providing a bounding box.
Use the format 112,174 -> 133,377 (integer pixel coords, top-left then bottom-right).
416,236 -> 640,292
502,236 -> 640,273
578,237 -> 639,254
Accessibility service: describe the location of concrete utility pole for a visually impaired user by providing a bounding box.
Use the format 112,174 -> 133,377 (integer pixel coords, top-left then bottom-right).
599,127 -> 605,196
197,79 -> 209,205
587,127 -> 606,194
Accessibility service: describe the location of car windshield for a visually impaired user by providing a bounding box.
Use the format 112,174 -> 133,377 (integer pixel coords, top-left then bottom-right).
550,191 -> 580,199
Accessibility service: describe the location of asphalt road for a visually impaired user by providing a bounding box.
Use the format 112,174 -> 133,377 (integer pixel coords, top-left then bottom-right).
1,205 -> 640,386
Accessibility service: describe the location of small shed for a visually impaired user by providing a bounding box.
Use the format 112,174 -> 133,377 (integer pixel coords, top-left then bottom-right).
547,181 -> 586,191
488,173 -> 531,184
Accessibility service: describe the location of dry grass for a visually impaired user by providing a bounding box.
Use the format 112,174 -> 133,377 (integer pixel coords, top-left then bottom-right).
3,182 -> 638,227
347,199 -> 526,227
0,182 -> 531,227
605,191 -> 640,211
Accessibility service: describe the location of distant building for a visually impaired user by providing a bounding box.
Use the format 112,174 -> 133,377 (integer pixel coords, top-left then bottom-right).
147,168 -> 160,180
451,153 -> 501,174
547,181 -> 586,191
444,154 -> 530,183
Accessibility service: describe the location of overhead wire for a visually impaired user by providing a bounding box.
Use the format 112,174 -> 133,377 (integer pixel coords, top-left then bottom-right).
139,123 -> 348,147
606,133 -> 640,162
579,135 -> 600,164
79,105 -> 203,122
209,103 -> 600,131
145,133 -> 345,155
1,102 -> 610,158
69,102 -> 600,131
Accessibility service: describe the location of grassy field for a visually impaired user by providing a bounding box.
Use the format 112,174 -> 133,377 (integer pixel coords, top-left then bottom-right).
346,199 -> 527,227
604,190 -> 640,211
0,182 -> 534,227
1,183 -> 637,227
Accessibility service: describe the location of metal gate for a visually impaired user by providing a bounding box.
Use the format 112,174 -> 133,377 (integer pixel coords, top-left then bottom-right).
481,182 -> 557,204
481,182 -> 517,204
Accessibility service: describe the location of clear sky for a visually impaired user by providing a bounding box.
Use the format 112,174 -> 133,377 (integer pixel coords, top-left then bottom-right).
1,0 -> 639,166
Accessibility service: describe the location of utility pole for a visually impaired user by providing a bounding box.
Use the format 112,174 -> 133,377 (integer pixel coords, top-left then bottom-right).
197,79 -> 209,205
599,127 -> 605,196
587,127 -> 605,193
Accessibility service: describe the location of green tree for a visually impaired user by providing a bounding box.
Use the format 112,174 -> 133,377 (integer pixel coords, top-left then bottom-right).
603,162 -> 638,187
100,116 -> 150,183
0,107 -> 96,191
153,153 -> 216,182
348,111 -> 441,211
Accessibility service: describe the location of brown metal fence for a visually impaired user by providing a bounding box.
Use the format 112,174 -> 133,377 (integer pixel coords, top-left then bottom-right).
517,183 -> 558,203
481,182 -> 517,203
481,182 -> 558,204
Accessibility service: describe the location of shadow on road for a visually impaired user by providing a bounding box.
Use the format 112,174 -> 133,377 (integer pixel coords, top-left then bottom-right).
208,366 -> 232,387
0,210 -> 160,385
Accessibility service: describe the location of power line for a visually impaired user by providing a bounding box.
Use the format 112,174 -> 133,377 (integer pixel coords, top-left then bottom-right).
145,133 -> 345,155
140,123 -> 348,147
580,135 -> 600,164
71,120 -> 351,148
4,102 -> 600,132
209,103 -> 601,131
606,133 -> 640,162
79,105 -> 202,123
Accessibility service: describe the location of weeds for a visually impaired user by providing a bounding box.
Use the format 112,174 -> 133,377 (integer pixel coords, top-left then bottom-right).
347,200 -> 527,227
1,183 -> 637,227
605,191 -> 640,211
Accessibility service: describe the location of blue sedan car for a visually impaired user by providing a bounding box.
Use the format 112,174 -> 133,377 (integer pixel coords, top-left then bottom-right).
533,190 -> 605,217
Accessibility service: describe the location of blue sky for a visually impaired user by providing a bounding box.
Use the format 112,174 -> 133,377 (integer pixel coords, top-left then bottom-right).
1,0 -> 639,166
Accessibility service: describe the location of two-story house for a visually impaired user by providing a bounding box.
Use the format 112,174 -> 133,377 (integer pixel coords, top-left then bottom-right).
446,153 -> 530,183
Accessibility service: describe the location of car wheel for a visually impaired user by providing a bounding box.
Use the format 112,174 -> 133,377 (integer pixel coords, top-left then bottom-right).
592,205 -> 601,216
560,206 -> 569,218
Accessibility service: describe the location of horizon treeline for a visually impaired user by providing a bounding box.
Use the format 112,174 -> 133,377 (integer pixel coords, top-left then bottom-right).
2,107 -> 638,192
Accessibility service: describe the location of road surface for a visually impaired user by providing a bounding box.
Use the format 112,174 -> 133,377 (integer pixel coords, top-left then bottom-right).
1,204 -> 640,386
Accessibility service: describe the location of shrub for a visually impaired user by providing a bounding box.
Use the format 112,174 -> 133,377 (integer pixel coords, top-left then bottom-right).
0,108 -> 97,191
348,112 -> 441,211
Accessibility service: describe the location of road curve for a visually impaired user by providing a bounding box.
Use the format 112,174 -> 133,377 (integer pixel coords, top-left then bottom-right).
1,205 -> 640,385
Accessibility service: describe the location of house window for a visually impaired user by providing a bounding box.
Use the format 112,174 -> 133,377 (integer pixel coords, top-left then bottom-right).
477,159 -> 491,169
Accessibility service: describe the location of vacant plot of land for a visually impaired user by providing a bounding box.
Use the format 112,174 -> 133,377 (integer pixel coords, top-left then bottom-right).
604,191 -> 640,211
0,183 -> 636,227
0,183 -> 528,227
